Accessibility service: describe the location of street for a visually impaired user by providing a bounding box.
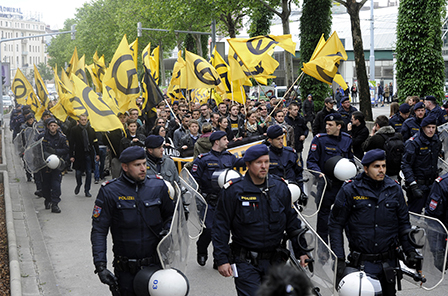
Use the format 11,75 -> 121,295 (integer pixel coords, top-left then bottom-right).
5,104 -> 448,296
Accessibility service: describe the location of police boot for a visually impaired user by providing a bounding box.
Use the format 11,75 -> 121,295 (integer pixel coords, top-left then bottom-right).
44,200 -> 51,210
197,254 -> 207,266
51,204 -> 61,213
35,190 -> 43,198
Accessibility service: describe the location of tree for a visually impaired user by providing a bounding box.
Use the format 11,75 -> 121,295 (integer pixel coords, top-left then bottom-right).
256,0 -> 297,86
334,0 -> 372,121
248,4 -> 274,37
47,18 -> 77,71
299,0 -> 332,111
396,0 -> 446,101
210,0 -> 251,38
36,63 -> 54,81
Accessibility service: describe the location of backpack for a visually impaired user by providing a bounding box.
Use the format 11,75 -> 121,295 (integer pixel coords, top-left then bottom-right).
380,133 -> 404,176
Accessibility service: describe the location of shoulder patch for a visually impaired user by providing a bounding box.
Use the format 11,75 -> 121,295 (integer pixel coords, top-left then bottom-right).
394,179 -> 399,184
410,137 -> 415,141
101,178 -> 117,187
198,154 -> 203,159
147,174 -> 163,180
311,143 -> 317,151
192,164 -> 198,172
345,179 -> 353,183
436,176 -> 443,183
316,134 -> 322,138
223,180 -> 233,189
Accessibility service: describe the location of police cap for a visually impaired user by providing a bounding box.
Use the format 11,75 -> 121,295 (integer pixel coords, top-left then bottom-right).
325,113 -> 342,122
361,149 -> 386,166
399,103 -> 410,114
267,125 -> 283,139
119,146 -> 146,163
145,135 -> 164,148
414,102 -> 425,110
25,113 -> 34,121
243,144 -> 269,162
341,96 -> 350,103
421,115 -> 437,127
209,130 -> 227,143
46,118 -> 57,126
425,95 -> 437,102
324,97 -> 336,104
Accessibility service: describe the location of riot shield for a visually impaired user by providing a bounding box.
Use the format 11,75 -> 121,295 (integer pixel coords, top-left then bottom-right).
13,130 -> 25,156
353,156 -> 364,174
299,168 -> 328,219
437,157 -> 448,176
179,168 -> 207,239
404,212 -> 448,290
23,138 -> 47,173
23,126 -> 39,148
438,123 -> 448,160
156,182 -> 190,273
288,209 -> 338,296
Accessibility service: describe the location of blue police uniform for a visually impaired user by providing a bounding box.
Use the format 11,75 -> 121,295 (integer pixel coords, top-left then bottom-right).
212,173 -> 305,296
37,129 -> 69,210
191,149 -> 245,264
400,116 -> 422,141
402,131 -> 441,213
338,105 -> 358,129
389,113 -> 406,133
306,132 -> 353,244
268,145 -> 302,183
91,173 -> 174,295
329,173 -> 414,295
427,105 -> 448,126
11,111 -> 24,140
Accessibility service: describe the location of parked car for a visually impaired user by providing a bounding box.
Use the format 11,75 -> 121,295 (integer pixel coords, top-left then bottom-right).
3,95 -> 13,112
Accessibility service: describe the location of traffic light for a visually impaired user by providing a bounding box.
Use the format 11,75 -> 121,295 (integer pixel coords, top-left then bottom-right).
137,22 -> 142,37
2,75 -> 5,85
71,24 -> 76,40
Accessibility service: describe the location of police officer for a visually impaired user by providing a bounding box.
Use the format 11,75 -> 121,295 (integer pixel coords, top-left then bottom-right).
424,95 -> 448,126
401,102 -> 426,141
307,113 -> 353,246
36,118 -> 69,213
90,146 -> 174,295
402,115 -> 441,213
10,104 -> 24,140
191,130 -> 244,268
266,125 -> 302,183
20,113 -> 37,182
145,135 -> 180,187
212,144 -> 308,296
389,103 -> 411,133
329,149 -> 418,296
338,96 -> 358,131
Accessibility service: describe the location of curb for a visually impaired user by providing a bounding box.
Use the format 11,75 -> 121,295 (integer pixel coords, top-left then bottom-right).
3,169 -> 21,296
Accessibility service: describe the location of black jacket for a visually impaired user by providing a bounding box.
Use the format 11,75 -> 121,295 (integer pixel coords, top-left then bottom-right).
284,112 -> 308,152
312,107 -> 337,136
69,123 -> 99,171
349,122 -> 369,160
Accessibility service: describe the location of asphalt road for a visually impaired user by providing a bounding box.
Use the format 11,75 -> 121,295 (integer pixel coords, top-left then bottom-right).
5,104 -> 448,296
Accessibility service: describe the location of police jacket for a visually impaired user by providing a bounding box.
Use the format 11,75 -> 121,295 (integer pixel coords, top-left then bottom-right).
401,130 -> 441,184
284,112 -> 308,152
428,105 -> 448,126
37,129 -> 69,160
425,174 -> 448,229
91,173 -> 174,264
11,113 -> 24,132
191,149 -> 244,195
268,145 -> 302,183
401,116 -> 422,141
212,173 -> 304,266
307,132 -> 353,176
329,173 -> 413,259
312,107 -> 337,136
389,113 -> 406,133
146,153 -> 180,187
338,105 -> 358,129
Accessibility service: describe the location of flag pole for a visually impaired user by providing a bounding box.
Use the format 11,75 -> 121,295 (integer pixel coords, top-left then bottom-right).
104,132 -> 118,157
267,71 -> 304,119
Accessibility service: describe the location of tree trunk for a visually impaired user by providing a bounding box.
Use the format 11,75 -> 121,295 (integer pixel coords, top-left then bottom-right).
193,34 -> 203,57
346,1 -> 372,121
281,0 -> 292,86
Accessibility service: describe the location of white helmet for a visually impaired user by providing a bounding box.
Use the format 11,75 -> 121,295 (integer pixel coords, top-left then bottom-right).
134,267 -> 189,296
217,169 -> 242,188
337,271 -> 382,296
46,154 -> 60,170
164,180 -> 176,200
287,182 -> 301,203
333,158 -> 358,181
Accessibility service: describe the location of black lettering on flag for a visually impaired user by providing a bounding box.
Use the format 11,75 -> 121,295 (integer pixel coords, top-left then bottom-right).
13,78 -> 27,100
193,58 -> 221,86
81,87 -> 115,117
246,37 -> 278,55
111,55 -> 139,95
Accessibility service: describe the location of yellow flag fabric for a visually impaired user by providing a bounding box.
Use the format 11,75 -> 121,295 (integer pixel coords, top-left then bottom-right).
302,31 -> 348,85
129,38 -> 138,71
66,47 -> 79,76
50,93 -> 73,122
311,34 -> 325,61
103,35 -> 140,113
228,46 -> 274,85
60,68 -> 74,94
71,75 -> 122,132
190,88 -> 211,105
210,47 -> 246,104
34,65 -> 50,120
334,74 -> 348,90
149,46 -> 160,85
142,42 -> 151,70
185,50 -> 226,96
74,55 -> 89,84
11,68 -> 35,105
86,64 -> 101,93
167,51 -> 187,102
93,51 -> 106,88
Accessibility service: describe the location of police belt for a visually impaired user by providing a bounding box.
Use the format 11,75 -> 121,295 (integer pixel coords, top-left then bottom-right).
350,250 -> 393,263
113,256 -> 157,273
231,244 -> 276,261
416,179 -> 434,186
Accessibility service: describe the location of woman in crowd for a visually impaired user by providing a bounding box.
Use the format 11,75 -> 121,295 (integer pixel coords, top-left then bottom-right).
217,116 -> 235,142
244,110 -> 264,137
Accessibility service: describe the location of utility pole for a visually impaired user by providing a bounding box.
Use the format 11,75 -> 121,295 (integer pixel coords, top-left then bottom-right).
369,0 -> 375,101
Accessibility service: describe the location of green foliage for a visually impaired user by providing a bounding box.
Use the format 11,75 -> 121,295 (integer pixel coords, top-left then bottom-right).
248,4 -> 274,37
299,0 -> 333,111
36,63 -> 54,81
396,0 -> 447,103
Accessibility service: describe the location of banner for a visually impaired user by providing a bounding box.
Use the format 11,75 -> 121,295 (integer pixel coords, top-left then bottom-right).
93,51 -> 106,87
66,47 -> 79,76
142,64 -> 164,119
228,46 -> 275,85
33,65 -> 49,120
129,38 -> 138,71
142,42 -> 151,70
11,68 -> 35,105
149,46 -> 160,85
74,55 -> 89,85
167,51 -> 187,101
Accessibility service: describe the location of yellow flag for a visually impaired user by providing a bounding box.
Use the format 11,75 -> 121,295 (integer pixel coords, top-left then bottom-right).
34,65 -> 50,120
167,51 -> 187,102
227,46 -> 274,85
93,51 -> 106,87
149,46 -> 160,85
11,68 -> 35,105
50,93 -> 74,122
103,35 -> 140,113
142,42 -> 151,70
129,38 -> 138,71
210,47 -> 246,104
302,31 -> 348,85
334,74 -> 348,90
185,50 -> 226,96
86,64 -> 101,93
66,47 -> 79,76
72,55 -> 88,84
71,74 -> 122,132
